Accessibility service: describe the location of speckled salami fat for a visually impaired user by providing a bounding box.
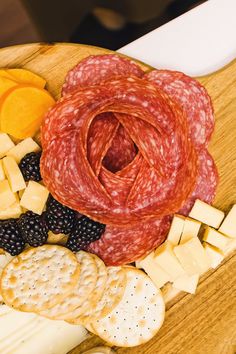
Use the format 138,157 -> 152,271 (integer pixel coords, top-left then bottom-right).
41,76 -> 198,226
62,54 -> 144,96
146,70 -> 214,148
88,216 -> 171,266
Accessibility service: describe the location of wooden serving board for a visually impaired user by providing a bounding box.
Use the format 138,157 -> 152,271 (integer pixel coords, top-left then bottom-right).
0,43 -> 235,354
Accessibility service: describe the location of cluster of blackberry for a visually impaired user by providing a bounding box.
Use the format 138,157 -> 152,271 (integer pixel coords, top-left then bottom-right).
0,152 -> 105,255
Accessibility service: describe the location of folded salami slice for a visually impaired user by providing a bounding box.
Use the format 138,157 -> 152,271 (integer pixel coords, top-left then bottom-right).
41,76 -> 197,226
62,54 -> 144,96
88,216 -> 171,266
179,149 -> 219,215
146,70 -> 214,148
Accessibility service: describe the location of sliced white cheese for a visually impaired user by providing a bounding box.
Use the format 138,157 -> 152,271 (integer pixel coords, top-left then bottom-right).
0,133 -> 15,158
172,273 -> 199,294
2,156 -> 26,192
166,214 -> 185,245
203,227 -> 230,251
154,241 -> 185,281
136,252 -> 170,288
20,181 -> 49,215
203,243 -> 224,269
174,237 -> 210,275
7,137 -> 40,164
0,179 -> 17,211
218,204 -> 236,238
180,217 -> 201,244
189,199 -> 224,228
0,160 -> 5,181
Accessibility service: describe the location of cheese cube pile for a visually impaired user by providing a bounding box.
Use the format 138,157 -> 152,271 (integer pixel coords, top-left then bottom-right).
0,132 -> 48,218
136,199 -> 236,296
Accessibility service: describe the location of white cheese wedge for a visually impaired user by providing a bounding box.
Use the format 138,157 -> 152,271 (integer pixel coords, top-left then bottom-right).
2,156 -> 26,193
136,252 -> 170,288
0,160 -> 5,181
7,137 -> 40,163
0,305 -> 88,354
20,181 -> 49,215
154,241 -> 185,281
189,199 -> 224,228
203,227 -> 230,251
180,217 -> 201,244
172,273 -> 199,294
0,179 -> 17,211
173,237 -> 210,275
166,214 -> 185,245
203,243 -> 224,269
0,133 -> 15,158
218,204 -> 236,238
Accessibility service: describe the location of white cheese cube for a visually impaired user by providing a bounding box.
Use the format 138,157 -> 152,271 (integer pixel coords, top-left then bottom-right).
189,199 -> 224,228
180,217 -> 201,244
7,138 -> 40,164
0,180 -> 17,211
203,243 -> 224,269
166,214 -> 185,245
3,156 -> 26,193
173,274 -> 199,294
203,227 -> 230,251
174,237 -> 210,275
0,133 -> 15,158
136,252 -> 170,288
154,241 -> 185,281
20,181 -> 49,215
218,204 -> 236,238
0,160 -> 5,181
0,197 -> 22,219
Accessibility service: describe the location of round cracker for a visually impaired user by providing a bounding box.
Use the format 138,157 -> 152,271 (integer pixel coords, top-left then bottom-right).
93,267 -> 165,347
76,254 -> 108,323
0,245 -> 80,312
39,251 -> 97,319
69,266 -> 126,324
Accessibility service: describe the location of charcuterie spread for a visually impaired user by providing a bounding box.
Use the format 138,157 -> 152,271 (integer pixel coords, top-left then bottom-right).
0,51 -> 235,352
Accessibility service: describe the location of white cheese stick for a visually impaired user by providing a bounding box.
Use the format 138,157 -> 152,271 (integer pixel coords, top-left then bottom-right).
203,243 -> 224,269
166,215 -> 185,245
203,227 -> 230,251
173,274 -> 199,294
180,217 -> 201,244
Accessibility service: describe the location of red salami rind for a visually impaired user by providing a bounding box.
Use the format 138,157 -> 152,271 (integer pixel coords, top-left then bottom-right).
62,54 -> 144,96
146,70 -> 214,148
179,149 -> 219,215
41,76 -> 198,226
88,216 -> 171,266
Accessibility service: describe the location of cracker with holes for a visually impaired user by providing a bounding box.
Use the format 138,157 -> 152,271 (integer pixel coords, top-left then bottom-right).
69,266 -> 126,324
0,245 -> 80,312
75,254 -> 108,323
92,267 -> 165,347
40,251 -> 98,320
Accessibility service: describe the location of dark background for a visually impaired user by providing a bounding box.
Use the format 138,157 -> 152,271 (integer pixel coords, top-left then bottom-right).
1,0 -> 205,50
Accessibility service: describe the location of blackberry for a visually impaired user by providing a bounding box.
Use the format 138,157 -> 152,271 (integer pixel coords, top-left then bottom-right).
19,152 -> 42,182
45,196 -> 77,234
66,216 -> 105,252
0,219 -> 25,255
18,211 -> 48,247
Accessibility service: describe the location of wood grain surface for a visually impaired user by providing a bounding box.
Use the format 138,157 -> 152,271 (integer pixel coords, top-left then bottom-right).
0,43 -> 235,354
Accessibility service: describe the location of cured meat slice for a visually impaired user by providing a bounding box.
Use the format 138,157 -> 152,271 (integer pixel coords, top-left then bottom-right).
62,54 -> 144,96
41,76 -> 198,226
146,70 -> 214,148
103,124 -> 137,173
179,149 -> 219,215
87,113 -> 119,175
88,216 -> 171,266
